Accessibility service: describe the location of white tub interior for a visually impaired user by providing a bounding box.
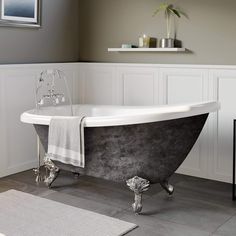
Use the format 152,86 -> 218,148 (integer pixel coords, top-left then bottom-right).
32,104 -> 194,117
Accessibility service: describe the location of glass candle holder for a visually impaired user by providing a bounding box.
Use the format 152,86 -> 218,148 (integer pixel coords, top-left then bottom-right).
139,34 -> 150,48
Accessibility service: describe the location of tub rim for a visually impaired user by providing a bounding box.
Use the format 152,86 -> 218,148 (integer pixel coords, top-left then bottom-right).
20,101 -> 220,127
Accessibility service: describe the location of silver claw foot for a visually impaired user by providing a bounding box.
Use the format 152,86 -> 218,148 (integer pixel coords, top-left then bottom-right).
44,157 -> 60,188
160,180 -> 174,195
126,176 -> 150,214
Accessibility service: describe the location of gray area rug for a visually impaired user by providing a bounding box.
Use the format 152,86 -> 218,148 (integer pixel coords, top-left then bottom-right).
0,190 -> 137,236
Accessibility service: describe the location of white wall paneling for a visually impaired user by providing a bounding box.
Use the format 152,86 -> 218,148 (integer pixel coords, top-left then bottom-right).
208,69 -> 236,182
159,68 -> 210,178
80,64 -> 118,105
0,63 -> 79,178
3,69 -> 37,175
160,68 -> 209,104
117,66 -> 159,105
0,72 -> 8,176
1,62 -> 236,184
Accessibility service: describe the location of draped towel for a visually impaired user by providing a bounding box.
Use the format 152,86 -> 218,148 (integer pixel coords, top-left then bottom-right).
46,116 -> 85,168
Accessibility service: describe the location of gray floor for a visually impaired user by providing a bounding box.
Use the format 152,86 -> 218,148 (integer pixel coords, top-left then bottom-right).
0,170 -> 236,236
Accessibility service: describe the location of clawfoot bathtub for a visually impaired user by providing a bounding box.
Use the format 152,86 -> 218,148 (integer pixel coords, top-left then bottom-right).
21,101 -> 219,213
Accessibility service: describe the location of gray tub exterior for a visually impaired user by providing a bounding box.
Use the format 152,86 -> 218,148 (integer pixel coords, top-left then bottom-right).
34,113 -> 208,184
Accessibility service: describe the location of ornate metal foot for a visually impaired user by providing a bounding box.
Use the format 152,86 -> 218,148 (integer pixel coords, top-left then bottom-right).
126,176 -> 150,214
160,180 -> 174,195
44,157 -> 60,188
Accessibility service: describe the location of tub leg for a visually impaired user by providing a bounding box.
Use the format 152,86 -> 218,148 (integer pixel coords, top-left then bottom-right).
126,176 -> 150,214
44,157 -> 60,188
160,180 -> 174,195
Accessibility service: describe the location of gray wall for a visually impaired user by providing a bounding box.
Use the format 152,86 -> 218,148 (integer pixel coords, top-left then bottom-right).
0,0 -> 79,64
78,0 -> 236,65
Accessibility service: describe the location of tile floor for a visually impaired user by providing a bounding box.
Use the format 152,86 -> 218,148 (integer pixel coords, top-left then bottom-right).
0,170 -> 236,236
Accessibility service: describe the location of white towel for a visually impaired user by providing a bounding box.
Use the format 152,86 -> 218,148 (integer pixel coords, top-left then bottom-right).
46,116 -> 86,168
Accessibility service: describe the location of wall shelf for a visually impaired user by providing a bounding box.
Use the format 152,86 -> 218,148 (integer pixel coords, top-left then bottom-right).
108,48 -> 186,52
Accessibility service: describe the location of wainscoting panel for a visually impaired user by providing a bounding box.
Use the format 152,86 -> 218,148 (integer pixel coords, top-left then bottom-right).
0,73 -> 8,176
3,70 -> 37,172
208,69 -> 236,182
117,66 -> 159,105
81,65 -> 117,105
0,63 -> 79,178
159,68 -> 209,178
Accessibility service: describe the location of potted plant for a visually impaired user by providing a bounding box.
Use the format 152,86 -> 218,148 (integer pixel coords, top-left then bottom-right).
153,3 -> 186,48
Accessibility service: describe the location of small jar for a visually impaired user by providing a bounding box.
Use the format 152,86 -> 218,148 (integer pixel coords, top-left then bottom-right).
139,34 -> 150,48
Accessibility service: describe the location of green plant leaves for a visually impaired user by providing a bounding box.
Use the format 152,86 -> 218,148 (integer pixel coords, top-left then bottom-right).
153,2 -> 185,18
169,9 -> 181,18
152,3 -> 169,17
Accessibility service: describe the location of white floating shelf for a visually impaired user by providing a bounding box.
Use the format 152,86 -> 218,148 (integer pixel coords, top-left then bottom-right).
108,48 -> 186,52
